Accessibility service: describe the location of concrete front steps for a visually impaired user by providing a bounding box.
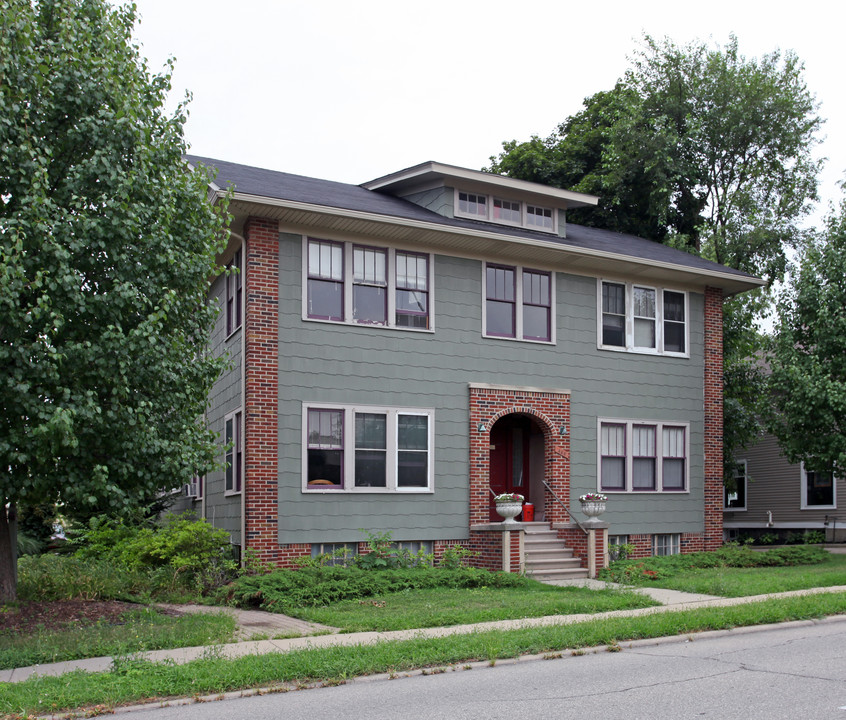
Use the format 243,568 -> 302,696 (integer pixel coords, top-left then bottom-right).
522,521 -> 589,581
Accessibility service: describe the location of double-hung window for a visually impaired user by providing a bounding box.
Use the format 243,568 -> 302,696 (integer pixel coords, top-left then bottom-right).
632,425 -> 657,490
308,240 -> 344,320
224,410 -> 243,494
352,246 -> 387,324
598,281 -> 688,356
724,460 -> 747,510
395,252 -> 429,328
599,419 -> 688,493
304,404 -> 434,492
484,264 -> 553,342
225,248 -> 243,336
800,463 -> 836,509
305,238 -> 432,330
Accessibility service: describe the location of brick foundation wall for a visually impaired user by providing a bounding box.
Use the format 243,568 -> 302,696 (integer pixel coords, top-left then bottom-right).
243,217 -> 281,565
627,534 -> 653,559
704,287 -> 724,551
278,543 -> 311,565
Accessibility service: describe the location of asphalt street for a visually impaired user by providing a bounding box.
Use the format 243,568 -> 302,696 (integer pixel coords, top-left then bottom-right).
117,617 -> 846,720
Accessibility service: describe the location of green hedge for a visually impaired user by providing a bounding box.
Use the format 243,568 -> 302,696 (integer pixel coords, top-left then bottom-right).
599,544 -> 829,584
225,565 -> 529,611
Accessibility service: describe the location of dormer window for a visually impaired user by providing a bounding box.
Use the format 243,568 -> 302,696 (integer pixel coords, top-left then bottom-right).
493,198 -> 521,225
458,191 -> 487,217
454,190 -> 556,233
527,205 -> 553,230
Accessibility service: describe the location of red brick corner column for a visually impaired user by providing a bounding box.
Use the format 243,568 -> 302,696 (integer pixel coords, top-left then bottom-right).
704,286 -> 724,551
244,217 -> 280,564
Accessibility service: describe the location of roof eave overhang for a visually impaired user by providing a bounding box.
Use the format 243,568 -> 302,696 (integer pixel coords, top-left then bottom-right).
222,191 -> 764,297
362,161 -> 600,209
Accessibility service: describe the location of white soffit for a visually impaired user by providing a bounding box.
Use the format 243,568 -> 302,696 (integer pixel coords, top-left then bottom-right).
227,194 -> 763,296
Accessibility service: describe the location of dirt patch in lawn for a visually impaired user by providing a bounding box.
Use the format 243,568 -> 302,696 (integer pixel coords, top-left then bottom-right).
0,600 -> 178,634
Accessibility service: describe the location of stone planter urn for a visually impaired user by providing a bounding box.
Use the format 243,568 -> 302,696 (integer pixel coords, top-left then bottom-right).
580,501 -> 607,518
495,502 -> 523,524
494,493 -> 525,524
579,493 -> 608,520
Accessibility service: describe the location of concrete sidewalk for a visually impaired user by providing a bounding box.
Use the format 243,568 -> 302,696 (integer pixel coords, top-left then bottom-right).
3,583 -> 845,684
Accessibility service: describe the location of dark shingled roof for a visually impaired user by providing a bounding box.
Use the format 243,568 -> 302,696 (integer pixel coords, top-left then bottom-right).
186,155 -> 758,282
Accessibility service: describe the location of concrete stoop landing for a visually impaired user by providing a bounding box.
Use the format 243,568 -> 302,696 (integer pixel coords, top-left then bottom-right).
522,522 -> 589,581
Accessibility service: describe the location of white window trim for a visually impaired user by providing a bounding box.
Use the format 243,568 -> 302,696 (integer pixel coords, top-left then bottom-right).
223,408 -> 243,496
302,403 -> 435,494
597,417 -> 690,494
724,459 -> 747,511
800,462 -> 837,510
454,188 -> 558,234
302,237 -> 435,332
491,197 -> 523,227
224,247 -> 243,341
482,263 -> 556,344
652,533 -> 681,556
596,280 -> 689,358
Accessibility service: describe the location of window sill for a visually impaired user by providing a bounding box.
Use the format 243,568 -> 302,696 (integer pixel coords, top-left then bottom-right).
801,505 -> 836,511
224,490 -> 242,498
599,490 -> 691,495
723,507 -> 747,512
597,344 -> 689,359
302,487 -> 434,494
483,333 -> 554,345
225,326 -> 242,343
303,316 -> 435,333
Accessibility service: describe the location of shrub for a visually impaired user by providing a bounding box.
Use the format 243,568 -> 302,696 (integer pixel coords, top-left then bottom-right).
804,530 -> 826,544
225,566 -> 528,611
758,532 -> 780,545
17,554 -> 150,602
598,544 -> 829,584
73,513 -> 238,596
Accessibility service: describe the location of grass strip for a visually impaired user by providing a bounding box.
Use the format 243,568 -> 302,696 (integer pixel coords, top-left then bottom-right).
295,585 -> 657,632
632,555 -> 846,597
3,592 -> 846,717
0,610 -> 237,671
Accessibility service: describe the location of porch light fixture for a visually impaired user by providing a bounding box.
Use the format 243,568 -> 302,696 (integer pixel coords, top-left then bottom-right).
478,422 -> 487,433
559,424 -> 568,435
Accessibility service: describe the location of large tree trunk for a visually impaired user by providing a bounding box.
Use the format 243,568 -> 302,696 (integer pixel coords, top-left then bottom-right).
0,502 -> 17,603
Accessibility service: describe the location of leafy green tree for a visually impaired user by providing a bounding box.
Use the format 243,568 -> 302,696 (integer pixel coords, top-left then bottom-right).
769,194 -> 846,475
488,34 -> 823,477
489,35 -> 822,279
0,0 -> 229,601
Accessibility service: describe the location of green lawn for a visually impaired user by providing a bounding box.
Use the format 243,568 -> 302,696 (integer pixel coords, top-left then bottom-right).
292,583 -> 657,632
4,592 -> 846,718
0,608 -> 237,670
618,552 -> 846,597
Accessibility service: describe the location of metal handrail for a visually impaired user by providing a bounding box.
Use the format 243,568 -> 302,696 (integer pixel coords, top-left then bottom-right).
541,479 -> 588,535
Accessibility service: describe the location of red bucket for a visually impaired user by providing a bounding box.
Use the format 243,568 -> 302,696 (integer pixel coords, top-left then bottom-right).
522,503 -> 535,522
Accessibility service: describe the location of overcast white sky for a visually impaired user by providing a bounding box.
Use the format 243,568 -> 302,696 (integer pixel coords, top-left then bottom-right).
130,0 -> 844,226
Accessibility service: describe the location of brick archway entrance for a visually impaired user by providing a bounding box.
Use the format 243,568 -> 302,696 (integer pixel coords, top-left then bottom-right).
469,384 -> 571,527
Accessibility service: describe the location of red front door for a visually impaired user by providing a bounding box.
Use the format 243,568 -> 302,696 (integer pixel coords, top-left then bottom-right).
489,417 -> 530,521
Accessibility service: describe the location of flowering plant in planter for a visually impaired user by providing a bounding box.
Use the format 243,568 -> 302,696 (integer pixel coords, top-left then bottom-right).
494,492 -> 525,503
579,493 -> 607,503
